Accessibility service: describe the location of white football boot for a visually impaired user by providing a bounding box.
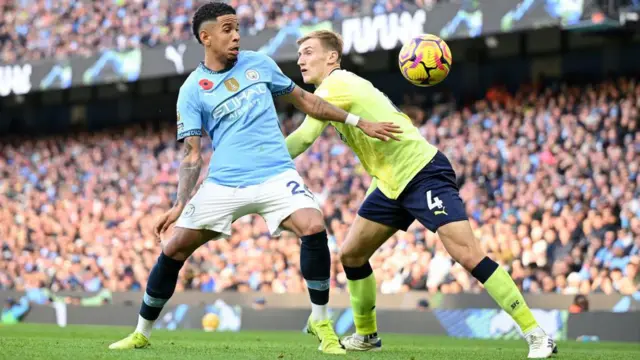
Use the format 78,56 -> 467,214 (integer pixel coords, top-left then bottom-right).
341,332 -> 382,352
525,326 -> 558,358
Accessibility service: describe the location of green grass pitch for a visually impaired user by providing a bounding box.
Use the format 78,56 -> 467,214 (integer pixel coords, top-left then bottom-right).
1,324 -> 639,360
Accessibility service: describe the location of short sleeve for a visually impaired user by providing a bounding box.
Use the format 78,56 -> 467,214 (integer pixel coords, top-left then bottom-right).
176,81 -> 203,142
262,55 -> 295,97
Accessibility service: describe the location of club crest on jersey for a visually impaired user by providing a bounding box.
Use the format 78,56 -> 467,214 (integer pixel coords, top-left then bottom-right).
177,110 -> 183,131
245,69 -> 260,81
224,78 -> 240,92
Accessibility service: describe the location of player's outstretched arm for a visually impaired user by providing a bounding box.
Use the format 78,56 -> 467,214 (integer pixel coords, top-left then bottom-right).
285,117 -> 327,159
281,86 -> 402,141
154,136 -> 203,236
175,136 -> 203,209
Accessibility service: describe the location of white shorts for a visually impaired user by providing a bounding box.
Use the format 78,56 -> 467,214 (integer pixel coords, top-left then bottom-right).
175,169 -> 320,239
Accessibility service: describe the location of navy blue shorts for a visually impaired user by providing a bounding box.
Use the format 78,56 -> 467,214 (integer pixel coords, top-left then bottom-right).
358,151 -> 468,233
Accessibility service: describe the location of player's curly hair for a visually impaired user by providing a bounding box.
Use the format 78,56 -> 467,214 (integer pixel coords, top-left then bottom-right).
192,2 -> 236,44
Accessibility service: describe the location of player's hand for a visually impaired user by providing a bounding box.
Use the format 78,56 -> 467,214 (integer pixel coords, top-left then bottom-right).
357,120 -> 402,141
154,206 -> 184,238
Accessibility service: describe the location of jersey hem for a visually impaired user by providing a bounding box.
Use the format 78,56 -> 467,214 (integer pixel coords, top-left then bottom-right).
204,164 -> 296,188
378,149 -> 437,200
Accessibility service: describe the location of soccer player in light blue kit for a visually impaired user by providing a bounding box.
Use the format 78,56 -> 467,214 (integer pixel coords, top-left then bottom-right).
108,2 -> 400,354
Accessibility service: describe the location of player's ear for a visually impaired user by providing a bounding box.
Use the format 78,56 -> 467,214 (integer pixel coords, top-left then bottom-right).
200,30 -> 211,46
199,30 -> 209,46
199,21 -> 216,46
328,50 -> 339,65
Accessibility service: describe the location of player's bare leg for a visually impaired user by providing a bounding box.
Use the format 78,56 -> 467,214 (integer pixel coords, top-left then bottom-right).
109,227 -> 218,349
280,208 -> 346,355
437,220 -> 558,359
339,215 -> 397,352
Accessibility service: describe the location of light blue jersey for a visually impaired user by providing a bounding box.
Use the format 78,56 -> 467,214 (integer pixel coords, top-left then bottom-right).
176,51 -> 296,187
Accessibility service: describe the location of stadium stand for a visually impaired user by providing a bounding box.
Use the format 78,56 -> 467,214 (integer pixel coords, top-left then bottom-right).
0,0 -> 449,63
1,77 -> 638,296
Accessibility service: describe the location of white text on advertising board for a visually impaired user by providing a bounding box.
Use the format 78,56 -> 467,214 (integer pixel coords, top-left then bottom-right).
342,10 -> 426,54
0,64 -> 32,96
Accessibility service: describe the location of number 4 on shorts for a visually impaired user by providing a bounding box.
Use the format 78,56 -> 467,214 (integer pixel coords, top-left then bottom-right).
426,190 -> 443,210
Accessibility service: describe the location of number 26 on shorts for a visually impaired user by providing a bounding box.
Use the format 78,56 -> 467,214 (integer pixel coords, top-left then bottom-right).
287,181 -> 314,200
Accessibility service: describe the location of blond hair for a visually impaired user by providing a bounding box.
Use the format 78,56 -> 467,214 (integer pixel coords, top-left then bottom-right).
297,30 -> 343,63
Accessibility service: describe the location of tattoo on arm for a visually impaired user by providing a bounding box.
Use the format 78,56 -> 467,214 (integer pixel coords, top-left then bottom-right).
175,136 -> 203,208
308,93 -> 348,123
285,87 -> 348,123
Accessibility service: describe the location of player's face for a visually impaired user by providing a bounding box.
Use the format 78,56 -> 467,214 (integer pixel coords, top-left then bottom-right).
199,14 -> 240,62
297,38 -> 333,85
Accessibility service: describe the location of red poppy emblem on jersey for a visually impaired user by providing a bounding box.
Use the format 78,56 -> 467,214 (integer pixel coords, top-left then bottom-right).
199,79 -> 214,90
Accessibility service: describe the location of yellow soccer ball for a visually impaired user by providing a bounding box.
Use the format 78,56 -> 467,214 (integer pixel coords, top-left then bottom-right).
201,313 -> 220,332
398,34 -> 452,87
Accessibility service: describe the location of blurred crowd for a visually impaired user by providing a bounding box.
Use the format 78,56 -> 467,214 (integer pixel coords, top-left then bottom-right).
1,76 -> 639,297
0,0 -> 447,64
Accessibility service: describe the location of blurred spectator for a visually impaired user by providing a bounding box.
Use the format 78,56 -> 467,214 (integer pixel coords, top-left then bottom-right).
568,294 -> 589,313
1,76 -> 640,297
416,298 -> 430,311
252,297 -> 267,310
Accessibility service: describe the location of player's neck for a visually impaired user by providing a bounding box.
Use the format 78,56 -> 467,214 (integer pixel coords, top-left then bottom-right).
315,66 -> 340,87
204,50 -> 233,72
